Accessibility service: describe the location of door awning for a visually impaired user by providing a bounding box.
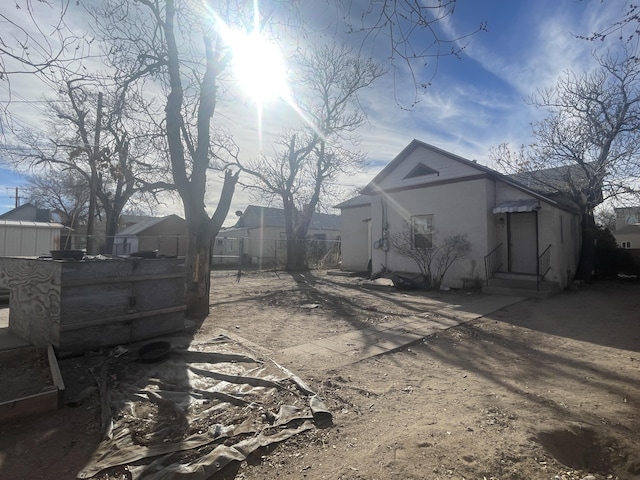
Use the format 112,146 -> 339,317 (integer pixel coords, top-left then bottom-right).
493,199 -> 540,214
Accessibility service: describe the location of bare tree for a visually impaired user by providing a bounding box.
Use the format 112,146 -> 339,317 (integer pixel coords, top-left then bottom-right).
8,73 -> 173,254
0,0 -> 86,132
23,169 -> 89,231
578,3 -> 640,44
390,224 -> 471,289
74,0 -> 481,313
86,0 -> 248,315
490,50 -> 640,281
342,0 -> 487,107
235,43 -> 385,270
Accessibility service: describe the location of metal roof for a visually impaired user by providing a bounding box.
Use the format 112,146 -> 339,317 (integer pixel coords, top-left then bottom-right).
0,220 -> 63,229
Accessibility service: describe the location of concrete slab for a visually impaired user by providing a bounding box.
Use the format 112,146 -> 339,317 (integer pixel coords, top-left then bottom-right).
275,293 -> 525,370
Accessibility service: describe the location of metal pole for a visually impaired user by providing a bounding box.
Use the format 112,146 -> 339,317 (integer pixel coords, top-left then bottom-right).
86,92 -> 103,255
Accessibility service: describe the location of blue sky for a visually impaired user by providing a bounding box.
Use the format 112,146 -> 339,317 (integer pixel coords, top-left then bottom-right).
0,0 -> 630,219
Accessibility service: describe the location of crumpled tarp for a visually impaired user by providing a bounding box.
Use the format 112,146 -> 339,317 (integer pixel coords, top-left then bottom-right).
78,334 -> 331,479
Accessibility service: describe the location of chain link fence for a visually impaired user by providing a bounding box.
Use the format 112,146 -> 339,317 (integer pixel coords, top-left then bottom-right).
57,234 -> 342,270
212,236 -> 341,270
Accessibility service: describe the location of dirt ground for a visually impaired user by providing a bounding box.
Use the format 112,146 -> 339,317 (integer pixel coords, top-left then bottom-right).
0,270 -> 639,480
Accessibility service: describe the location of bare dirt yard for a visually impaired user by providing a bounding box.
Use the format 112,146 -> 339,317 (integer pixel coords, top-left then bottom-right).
0,270 -> 639,480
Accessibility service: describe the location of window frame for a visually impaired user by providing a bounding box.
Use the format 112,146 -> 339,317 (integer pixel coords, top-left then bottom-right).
411,214 -> 434,250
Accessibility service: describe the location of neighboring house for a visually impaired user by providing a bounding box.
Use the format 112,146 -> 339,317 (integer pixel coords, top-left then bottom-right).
613,223 -> 640,250
118,214 -> 157,231
609,207 -> 640,252
0,203 -> 51,222
112,214 -> 186,257
0,220 -> 62,256
0,204 -> 63,257
212,205 -> 341,268
339,140 -> 582,295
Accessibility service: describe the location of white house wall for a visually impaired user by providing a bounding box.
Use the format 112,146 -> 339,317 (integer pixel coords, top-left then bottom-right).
536,204 -> 580,288
378,147 -> 484,191
614,231 -> 640,249
371,177 -> 492,288
340,204 -> 371,271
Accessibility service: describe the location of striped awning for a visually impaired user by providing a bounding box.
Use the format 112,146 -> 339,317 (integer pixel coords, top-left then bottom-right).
492,199 -> 540,214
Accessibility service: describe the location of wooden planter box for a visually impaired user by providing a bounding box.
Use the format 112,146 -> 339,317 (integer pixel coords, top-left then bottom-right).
0,257 -> 186,352
0,345 -> 65,421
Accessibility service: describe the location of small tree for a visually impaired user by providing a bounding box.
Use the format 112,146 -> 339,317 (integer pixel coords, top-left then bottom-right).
235,43 -> 385,271
390,224 -> 471,289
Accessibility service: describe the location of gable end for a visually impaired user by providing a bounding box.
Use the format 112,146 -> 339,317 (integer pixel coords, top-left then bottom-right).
404,163 -> 439,179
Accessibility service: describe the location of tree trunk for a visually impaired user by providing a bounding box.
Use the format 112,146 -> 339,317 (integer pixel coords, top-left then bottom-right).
104,211 -> 120,254
575,213 -> 596,282
286,234 -> 308,271
184,215 -> 212,317
183,171 -> 238,316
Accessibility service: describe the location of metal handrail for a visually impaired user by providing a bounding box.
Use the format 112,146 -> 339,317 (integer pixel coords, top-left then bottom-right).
537,244 -> 552,290
484,243 -> 503,286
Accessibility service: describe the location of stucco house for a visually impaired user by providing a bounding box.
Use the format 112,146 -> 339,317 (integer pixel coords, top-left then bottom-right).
0,203 -> 51,222
613,223 -> 640,250
112,214 -> 186,257
212,205 -> 340,268
338,140 -> 582,296
613,207 -> 640,251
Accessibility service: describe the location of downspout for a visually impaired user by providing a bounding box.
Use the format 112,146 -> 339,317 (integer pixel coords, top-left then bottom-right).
381,195 -> 389,269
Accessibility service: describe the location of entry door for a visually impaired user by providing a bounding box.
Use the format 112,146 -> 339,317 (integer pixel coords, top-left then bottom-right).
509,212 -> 537,274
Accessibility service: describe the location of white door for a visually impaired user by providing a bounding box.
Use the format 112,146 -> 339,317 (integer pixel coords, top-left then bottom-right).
509,212 -> 537,274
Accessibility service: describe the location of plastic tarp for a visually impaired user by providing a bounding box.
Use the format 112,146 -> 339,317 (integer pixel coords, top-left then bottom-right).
78,335 -> 331,479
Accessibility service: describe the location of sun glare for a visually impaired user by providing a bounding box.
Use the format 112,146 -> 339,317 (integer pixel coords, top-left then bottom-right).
228,30 -> 288,104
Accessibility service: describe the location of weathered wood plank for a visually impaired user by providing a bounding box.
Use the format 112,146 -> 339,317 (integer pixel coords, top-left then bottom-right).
0,257 -> 185,351
0,390 -> 60,422
130,311 -> 185,342
0,346 -> 62,422
132,277 -> 184,311
60,283 -> 133,323
60,306 -> 186,332
62,272 -> 184,288
47,345 -> 65,406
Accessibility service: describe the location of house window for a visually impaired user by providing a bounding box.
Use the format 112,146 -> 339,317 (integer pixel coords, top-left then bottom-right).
226,238 -> 237,252
278,231 -> 287,249
411,215 -> 434,249
621,241 -> 632,249
216,238 -> 223,246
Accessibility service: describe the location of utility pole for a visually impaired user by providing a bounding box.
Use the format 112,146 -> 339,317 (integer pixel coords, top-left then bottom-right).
14,187 -> 19,208
86,92 -> 103,255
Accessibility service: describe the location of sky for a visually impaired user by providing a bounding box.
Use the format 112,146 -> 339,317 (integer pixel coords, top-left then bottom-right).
0,0 -> 631,221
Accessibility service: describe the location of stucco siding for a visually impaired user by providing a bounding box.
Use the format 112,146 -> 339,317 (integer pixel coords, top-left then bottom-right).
614,231 -> 640,249
377,147 -> 483,191
340,204 -> 371,271
538,206 -> 580,288
371,178 -> 492,288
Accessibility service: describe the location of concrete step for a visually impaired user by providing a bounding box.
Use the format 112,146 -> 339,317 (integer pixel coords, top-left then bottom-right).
482,285 -> 557,299
487,277 -> 558,291
483,275 -> 561,299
